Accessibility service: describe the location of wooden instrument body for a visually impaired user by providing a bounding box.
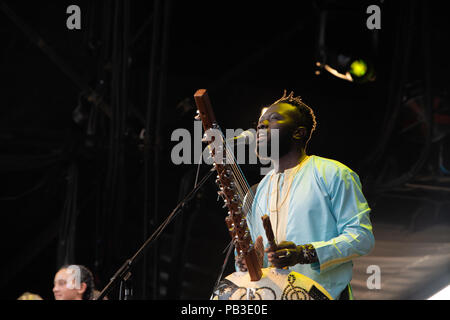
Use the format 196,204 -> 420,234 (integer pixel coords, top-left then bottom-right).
212,268 -> 333,300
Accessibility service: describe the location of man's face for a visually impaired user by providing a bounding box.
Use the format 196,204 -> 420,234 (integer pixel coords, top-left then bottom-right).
53,268 -> 85,300
256,103 -> 300,159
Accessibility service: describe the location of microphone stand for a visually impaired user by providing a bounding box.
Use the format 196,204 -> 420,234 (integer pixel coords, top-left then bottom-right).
95,167 -> 215,300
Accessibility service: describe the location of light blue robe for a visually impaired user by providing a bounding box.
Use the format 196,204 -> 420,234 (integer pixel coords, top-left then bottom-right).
246,155 -> 375,299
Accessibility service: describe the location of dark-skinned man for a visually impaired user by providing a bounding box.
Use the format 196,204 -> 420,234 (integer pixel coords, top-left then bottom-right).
237,91 -> 375,300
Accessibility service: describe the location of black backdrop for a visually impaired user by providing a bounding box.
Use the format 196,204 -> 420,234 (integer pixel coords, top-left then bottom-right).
0,0 -> 449,300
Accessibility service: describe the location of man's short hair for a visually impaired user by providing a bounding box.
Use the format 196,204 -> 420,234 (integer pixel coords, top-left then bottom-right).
271,90 -> 317,146
60,264 -> 95,300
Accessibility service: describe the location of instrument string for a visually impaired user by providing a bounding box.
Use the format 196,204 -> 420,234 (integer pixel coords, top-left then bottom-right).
220,139 -> 256,213
220,135 -> 250,204
220,135 -> 262,214
219,133 -> 268,230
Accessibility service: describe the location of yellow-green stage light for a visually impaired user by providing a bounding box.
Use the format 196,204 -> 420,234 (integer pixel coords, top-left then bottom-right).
349,59 -> 368,78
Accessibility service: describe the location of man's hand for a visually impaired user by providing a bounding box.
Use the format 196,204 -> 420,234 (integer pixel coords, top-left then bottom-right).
266,241 -> 318,269
235,235 -> 264,272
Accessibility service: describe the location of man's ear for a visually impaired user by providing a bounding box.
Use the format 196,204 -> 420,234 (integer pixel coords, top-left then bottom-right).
293,126 -> 307,140
77,282 -> 87,296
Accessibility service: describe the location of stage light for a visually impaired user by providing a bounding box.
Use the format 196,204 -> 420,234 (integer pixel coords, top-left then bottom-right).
323,63 -> 353,82
315,55 -> 375,84
314,5 -> 378,84
349,59 -> 368,78
427,284 -> 450,300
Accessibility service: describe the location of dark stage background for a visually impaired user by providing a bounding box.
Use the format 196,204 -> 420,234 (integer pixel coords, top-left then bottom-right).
1,0 -> 449,300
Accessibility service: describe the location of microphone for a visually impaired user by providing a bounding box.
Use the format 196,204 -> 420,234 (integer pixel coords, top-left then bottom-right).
225,130 -> 255,145
202,130 -> 255,164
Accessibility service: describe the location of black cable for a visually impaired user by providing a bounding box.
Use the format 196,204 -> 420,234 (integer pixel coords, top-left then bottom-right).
94,0 -> 113,277
375,1 -> 433,192
151,0 -> 171,299
57,162 -> 79,267
366,1 -> 415,168
143,0 -> 162,299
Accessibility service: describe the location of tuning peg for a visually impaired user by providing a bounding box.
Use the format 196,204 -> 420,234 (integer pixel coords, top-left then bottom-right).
220,186 -> 233,194
221,182 -> 235,192
223,169 -> 232,179
217,190 -> 225,202
224,197 -> 238,206
202,131 -> 215,143
234,206 -> 242,215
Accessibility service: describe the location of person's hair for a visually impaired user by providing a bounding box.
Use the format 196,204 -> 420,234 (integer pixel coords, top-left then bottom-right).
59,264 -> 95,300
17,292 -> 43,300
271,90 -> 317,147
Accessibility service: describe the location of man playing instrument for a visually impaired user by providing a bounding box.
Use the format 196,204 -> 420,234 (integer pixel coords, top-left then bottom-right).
236,90 -> 375,300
